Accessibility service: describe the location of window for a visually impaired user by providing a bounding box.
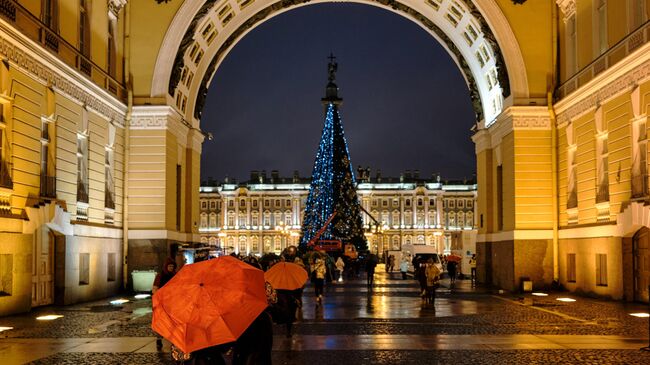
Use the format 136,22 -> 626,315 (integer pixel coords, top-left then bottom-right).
104,147 -> 115,209
239,238 -> 247,255
404,212 -> 412,226
76,132 -> 88,203
382,199 -> 388,207
238,214 -> 246,227
449,200 -> 455,208
107,253 -> 116,282
240,199 -> 246,208
251,214 -> 259,227
632,117 -> 647,197
42,0 -> 59,29
79,0 -> 90,56
372,199 -> 377,207
286,199 -> 291,206
466,212 -> 473,227
107,19 -> 116,77
596,134 -> 609,203
405,199 -> 411,207
209,214 -> 216,228
211,201 -> 216,209
274,237 -> 281,252
429,199 -> 435,207
227,214 -> 235,227
201,201 -> 207,209
264,199 -> 270,207
252,200 -> 258,208
79,253 -> 90,285
0,254 -> 12,295
263,212 -> 271,226
467,200 -> 473,208
228,200 -> 234,208
392,199 -> 398,207
567,253 -> 576,282
392,236 -> 400,250
200,214 -> 207,228
251,237 -> 259,252
566,15 -> 578,75
628,0 -> 647,31
274,200 -> 280,207
594,0 -> 608,56
458,212 -> 465,228
417,198 -> 423,207
567,145 -> 578,209
596,253 -> 607,286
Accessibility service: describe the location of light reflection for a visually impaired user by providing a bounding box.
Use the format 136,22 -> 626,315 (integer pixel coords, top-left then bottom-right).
0,326 -> 13,332
532,292 -> 548,297
36,315 -> 63,321
134,294 -> 150,299
110,298 -> 130,305
629,312 -> 650,318
556,297 -> 576,302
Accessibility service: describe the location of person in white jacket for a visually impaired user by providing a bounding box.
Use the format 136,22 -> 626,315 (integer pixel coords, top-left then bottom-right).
335,257 -> 345,282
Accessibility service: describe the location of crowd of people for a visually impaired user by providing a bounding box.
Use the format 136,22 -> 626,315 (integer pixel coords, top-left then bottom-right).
152,244 -> 477,364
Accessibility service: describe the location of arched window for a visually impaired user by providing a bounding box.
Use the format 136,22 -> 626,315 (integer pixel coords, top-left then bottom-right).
239,236 -> 247,255
251,212 -> 259,227
200,213 -> 207,229
416,213 -> 424,227
263,211 -> 271,227
209,213 -> 216,228
200,236 -> 208,244
274,237 -> 281,252
208,237 -> 217,246
392,236 -> 400,250
285,210 -> 292,225
449,212 -> 456,228
392,211 -> 399,226
466,212 -> 474,227
238,213 -> 247,227
264,237 -> 272,252
404,211 -> 412,226
251,236 -> 259,252
417,235 -> 425,244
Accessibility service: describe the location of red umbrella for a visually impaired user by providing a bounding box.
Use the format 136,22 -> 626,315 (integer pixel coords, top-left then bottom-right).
264,262 -> 308,290
446,254 -> 462,262
152,256 -> 267,354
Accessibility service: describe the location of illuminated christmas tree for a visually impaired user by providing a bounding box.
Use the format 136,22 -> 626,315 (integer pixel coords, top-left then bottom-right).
300,55 -> 367,253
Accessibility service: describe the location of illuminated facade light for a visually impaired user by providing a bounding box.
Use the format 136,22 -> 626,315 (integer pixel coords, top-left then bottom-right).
0,326 -> 13,332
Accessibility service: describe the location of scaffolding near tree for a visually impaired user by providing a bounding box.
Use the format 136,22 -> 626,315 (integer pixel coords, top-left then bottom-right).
300,55 -> 367,253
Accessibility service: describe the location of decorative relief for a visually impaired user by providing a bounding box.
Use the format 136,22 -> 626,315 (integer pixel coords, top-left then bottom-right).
556,0 -> 576,21
108,0 -> 127,18
512,117 -> 551,129
0,31 -> 125,124
556,59 -> 650,125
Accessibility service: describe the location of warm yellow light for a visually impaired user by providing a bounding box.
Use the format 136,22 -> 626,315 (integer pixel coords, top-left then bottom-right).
218,232 -> 227,237
629,312 -> 650,318
0,326 -> 13,332
134,294 -> 150,299
110,299 -> 130,305
556,297 -> 576,302
433,231 -> 443,236
290,232 -> 300,237
532,292 -> 548,297
36,315 -> 63,321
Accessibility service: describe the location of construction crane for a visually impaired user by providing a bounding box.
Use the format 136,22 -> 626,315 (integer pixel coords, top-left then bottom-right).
306,210 -> 338,249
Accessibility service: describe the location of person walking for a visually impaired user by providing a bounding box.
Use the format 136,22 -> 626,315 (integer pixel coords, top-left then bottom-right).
312,256 -> 327,305
399,258 -> 409,280
365,254 -> 378,287
424,258 -> 442,306
469,254 -> 477,285
387,255 -> 396,272
152,258 -> 177,350
447,259 -> 458,286
335,256 -> 345,282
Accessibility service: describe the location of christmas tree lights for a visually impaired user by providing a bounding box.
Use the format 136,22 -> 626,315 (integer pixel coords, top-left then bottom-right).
300,56 -> 367,253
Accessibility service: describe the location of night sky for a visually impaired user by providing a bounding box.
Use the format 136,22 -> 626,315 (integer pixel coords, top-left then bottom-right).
200,3 -> 476,184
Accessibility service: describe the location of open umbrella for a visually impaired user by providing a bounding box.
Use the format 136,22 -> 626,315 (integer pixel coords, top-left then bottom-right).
446,254 -> 462,263
152,256 -> 267,354
264,262 -> 308,290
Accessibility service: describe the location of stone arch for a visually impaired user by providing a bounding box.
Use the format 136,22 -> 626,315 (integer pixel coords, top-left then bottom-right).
151,0 -> 529,128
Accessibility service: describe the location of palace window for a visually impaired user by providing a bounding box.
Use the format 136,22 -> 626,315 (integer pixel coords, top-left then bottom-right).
567,145 -> 578,209
240,199 -> 246,207
79,0 -> 91,56
566,14 -> 578,76
200,213 -> 207,228
594,0 -> 608,56
201,201 -> 207,209
632,117 -> 648,197
76,121 -> 89,204
252,199 -> 258,208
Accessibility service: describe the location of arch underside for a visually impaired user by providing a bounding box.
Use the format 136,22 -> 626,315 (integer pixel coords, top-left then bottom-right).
165,0 -> 511,126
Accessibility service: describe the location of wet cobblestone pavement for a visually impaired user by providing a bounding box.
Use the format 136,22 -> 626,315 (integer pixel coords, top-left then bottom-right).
1,267 -> 650,364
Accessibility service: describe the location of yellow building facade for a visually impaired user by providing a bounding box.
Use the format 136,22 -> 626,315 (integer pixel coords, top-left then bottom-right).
1,0 -> 648,315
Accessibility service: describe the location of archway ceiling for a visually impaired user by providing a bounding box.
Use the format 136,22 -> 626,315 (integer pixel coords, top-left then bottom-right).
158,0 -> 512,128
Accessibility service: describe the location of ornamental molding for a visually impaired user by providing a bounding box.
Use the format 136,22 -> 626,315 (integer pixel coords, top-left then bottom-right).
555,43 -> 650,125
0,21 -> 126,124
556,0 -> 576,21
482,106 -> 550,149
131,105 -> 197,149
108,0 -> 127,19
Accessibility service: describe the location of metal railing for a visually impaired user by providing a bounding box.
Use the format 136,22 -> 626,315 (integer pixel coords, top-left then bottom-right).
0,0 -> 125,101
39,175 -> 56,198
557,20 -> 650,100
631,174 -> 649,198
